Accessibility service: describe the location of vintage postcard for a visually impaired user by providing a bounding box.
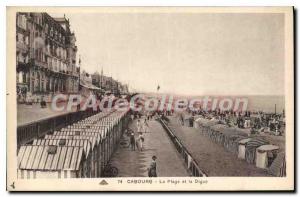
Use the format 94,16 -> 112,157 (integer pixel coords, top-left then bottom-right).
7,6 -> 294,191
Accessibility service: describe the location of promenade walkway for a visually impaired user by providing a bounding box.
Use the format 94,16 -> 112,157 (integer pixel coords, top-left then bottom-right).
110,118 -> 189,177
17,103 -> 77,126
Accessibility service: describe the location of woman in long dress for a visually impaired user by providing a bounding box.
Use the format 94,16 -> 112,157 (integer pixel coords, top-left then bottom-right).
137,132 -> 144,151
148,156 -> 157,177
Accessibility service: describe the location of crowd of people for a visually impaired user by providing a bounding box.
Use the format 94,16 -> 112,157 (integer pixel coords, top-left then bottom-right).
127,114 -> 151,152
185,109 -> 285,136
125,111 -> 158,177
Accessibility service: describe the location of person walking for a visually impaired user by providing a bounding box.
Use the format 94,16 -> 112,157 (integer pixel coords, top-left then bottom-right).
130,132 -> 136,151
137,132 -> 144,151
143,119 -> 149,133
137,119 -> 141,133
148,156 -> 157,177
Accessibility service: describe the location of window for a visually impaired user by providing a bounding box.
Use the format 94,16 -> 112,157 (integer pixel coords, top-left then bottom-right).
18,72 -> 23,83
17,14 -> 27,29
45,24 -> 48,33
59,139 -> 66,146
35,49 -> 38,59
48,57 -> 52,68
25,36 -> 29,45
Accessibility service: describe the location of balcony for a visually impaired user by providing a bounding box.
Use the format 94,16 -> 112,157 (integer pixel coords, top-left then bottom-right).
39,61 -> 48,68
16,42 -> 29,53
30,59 -> 48,68
44,48 -> 51,56
17,58 -> 28,64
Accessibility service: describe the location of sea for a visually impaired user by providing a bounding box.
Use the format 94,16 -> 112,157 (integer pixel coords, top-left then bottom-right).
145,93 -> 285,113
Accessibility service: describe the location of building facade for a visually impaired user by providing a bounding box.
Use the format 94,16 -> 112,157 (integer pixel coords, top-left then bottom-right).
16,12 -> 80,102
91,69 -> 129,95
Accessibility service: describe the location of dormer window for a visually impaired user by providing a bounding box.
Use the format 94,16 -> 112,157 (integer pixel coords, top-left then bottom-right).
47,145 -> 57,154
59,139 -> 66,146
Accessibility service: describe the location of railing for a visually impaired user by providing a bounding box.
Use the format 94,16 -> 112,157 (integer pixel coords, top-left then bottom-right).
158,118 -> 207,177
17,108 -> 99,149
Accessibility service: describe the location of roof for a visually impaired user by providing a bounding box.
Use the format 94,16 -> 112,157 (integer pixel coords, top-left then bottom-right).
18,145 -> 84,171
32,139 -> 91,158
257,144 -> 279,151
246,138 -> 269,147
56,129 -> 107,140
80,78 -> 102,90
239,138 -> 252,144
258,134 -> 285,151
44,134 -> 98,149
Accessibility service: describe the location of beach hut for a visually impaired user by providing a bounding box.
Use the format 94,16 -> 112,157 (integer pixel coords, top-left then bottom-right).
17,145 -> 85,179
256,144 -> 279,169
208,124 -> 226,144
225,134 -> 248,154
268,152 -> 286,177
17,109 -> 128,179
245,138 -> 269,164
183,114 -> 194,127
194,118 -> 209,132
238,138 -> 252,159
203,120 -> 221,137
44,134 -> 101,177
192,115 -> 202,129
220,126 -> 248,153
32,139 -> 92,155
32,138 -> 95,177
193,117 -> 206,130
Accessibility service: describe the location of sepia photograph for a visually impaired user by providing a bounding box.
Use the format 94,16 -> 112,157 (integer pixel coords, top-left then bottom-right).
6,6 -> 294,191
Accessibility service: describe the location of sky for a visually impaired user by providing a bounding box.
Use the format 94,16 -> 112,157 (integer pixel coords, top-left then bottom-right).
51,12 -> 285,96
